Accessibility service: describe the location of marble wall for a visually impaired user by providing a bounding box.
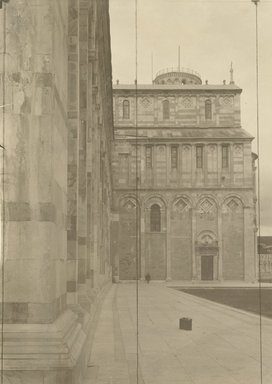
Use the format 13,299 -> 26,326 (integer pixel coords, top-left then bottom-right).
0,0 -> 113,383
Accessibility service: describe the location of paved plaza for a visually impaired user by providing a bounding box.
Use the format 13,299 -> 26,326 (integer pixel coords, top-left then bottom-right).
85,283 -> 272,384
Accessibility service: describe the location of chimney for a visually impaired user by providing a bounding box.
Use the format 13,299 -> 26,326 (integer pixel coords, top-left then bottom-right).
223,80 -> 226,85
205,80 -> 208,85
116,79 -> 119,85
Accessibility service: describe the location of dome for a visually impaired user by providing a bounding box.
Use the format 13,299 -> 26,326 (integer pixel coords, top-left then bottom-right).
153,67 -> 202,85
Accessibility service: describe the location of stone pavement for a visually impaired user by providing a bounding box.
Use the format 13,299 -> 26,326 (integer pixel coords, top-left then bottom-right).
85,282 -> 272,384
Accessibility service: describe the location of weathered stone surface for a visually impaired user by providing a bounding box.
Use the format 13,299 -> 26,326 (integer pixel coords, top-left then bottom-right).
0,0 -> 113,383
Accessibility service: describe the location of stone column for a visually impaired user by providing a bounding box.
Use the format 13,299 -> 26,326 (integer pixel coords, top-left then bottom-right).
0,0 -> 68,329
166,145 -> 170,186
67,0 -> 79,305
88,0 -> 98,290
0,2 -> 86,383
191,144 -> 195,186
218,208 -> 223,280
230,143 -> 234,184
191,207 -> 197,280
217,144 -> 221,186
77,0 -> 89,308
87,5 -> 95,290
140,208 -> 146,280
204,144 -> 208,185
244,206 -> 256,282
166,205 -> 171,281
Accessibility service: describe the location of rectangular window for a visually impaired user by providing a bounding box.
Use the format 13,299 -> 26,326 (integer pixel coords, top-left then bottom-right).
146,146 -> 153,168
171,146 -> 178,168
222,145 -> 229,168
196,145 -> 203,169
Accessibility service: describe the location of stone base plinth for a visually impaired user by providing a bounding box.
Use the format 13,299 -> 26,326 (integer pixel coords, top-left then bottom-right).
2,309 -> 85,384
2,282 -> 111,384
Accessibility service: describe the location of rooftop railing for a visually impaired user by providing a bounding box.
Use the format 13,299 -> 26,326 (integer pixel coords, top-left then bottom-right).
155,67 -> 201,79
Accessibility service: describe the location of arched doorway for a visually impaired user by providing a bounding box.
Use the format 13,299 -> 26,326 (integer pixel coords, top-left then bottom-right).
196,231 -> 219,281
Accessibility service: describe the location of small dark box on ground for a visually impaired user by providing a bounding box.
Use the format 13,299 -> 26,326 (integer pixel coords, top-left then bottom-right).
179,317 -> 192,330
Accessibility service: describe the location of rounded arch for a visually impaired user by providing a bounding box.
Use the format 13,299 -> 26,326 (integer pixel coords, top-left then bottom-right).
144,194 -> 167,210
197,230 -> 217,244
150,204 -> 161,232
172,195 -> 192,214
196,195 -> 218,220
196,194 -> 218,209
119,194 -> 140,211
205,98 -> 212,120
162,99 -> 170,119
222,195 -> 244,215
118,194 -> 141,281
221,195 -> 244,280
222,194 -> 245,208
122,99 -> 130,119
172,194 -> 192,208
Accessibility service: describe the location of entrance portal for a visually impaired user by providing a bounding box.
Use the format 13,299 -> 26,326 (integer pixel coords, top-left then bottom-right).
201,255 -> 213,280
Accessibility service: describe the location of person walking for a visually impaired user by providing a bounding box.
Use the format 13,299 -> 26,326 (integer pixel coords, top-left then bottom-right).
145,272 -> 151,284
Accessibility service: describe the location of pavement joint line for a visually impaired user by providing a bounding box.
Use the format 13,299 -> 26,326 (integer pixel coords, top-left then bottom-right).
86,283 -> 272,384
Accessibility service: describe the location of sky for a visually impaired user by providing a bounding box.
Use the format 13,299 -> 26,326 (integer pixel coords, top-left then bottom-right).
109,0 -> 272,235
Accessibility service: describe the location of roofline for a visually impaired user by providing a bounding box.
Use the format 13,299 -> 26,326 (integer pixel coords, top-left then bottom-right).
113,85 -> 242,94
114,126 -> 252,133
113,127 -> 254,141
114,137 -> 254,142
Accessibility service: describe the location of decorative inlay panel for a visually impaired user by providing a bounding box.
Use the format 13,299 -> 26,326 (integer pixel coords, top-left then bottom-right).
220,96 -> 234,106
121,199 -> 136,210
197,199 -> 216,220
234,144 -> 243,154
182,97 -> 193,108
174,198 -> 189,213
141,97 -> 151,108
226,198 -> 240,212
199,199 -> 214,213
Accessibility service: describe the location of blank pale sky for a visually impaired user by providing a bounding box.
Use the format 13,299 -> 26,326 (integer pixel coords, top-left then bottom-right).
110,0 -> 272,234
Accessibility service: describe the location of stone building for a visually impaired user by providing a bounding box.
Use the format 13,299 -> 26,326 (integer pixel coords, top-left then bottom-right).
0,0 -> 113,383
112,67 -> 257,282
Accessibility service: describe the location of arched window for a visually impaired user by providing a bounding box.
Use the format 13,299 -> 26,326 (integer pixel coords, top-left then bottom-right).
150,204 -> 161,232
123,100 -> 130,119
205,99 -> 212,120
162,100 -> 170,120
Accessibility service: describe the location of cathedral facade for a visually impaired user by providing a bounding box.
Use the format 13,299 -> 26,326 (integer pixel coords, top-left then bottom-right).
112,68 -> 257,282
